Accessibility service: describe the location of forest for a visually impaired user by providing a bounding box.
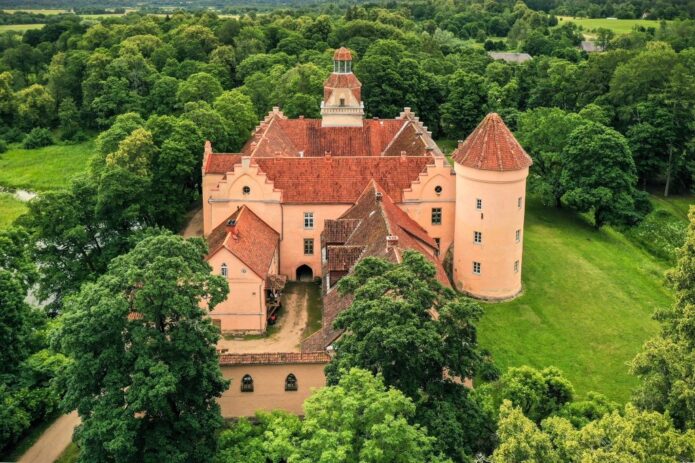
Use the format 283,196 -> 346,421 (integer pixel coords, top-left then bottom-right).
0,0 -> 694,461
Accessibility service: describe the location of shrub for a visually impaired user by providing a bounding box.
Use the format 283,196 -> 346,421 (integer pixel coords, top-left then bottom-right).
2,127 -> 24,144
0,139 -> 7,153
22,128 -> 53,149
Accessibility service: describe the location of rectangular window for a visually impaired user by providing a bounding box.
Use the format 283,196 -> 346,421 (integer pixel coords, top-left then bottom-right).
518,197 -> 523,208
514,260 -> 519,273
304,212 -> 314,229
474,231 -> 482,244
516,229 -> 521,242
473,261 -> 481,275
220,264 -> 228,278
304,238 -> 314,255
476,198 -> 483,210
434,238 -> 440,257
431,208 -> 442,225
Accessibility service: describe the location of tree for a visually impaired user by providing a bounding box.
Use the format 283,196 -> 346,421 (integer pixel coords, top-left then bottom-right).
516,108 -> 589,207
560,122 -> 650,228
440,70 -> 488,138
58,97 -> 80,140
216,369 -> 450,463
0,72 -> 16,125
631,207 -> 695,430
56,233 -> 229,463
213,90 -> 258,151
325,251 -> 495,460
15,84 -> 55,129
176,72 -> 224,106
492,401 -> 558,463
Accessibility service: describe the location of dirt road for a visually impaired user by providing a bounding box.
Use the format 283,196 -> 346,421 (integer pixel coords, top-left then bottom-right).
217,284 -> 310,353
181,207 -> 203,238
18,411 -> 79,463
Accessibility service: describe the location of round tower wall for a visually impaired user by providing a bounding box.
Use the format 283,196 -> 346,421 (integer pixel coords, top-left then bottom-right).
453,164 -> 529,300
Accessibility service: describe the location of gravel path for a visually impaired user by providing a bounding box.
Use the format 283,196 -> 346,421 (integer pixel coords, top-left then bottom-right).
18,411 -> 79,463
216,284 -> 310,353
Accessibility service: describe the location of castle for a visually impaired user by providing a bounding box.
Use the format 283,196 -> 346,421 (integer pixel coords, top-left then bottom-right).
204,48 -> 532,416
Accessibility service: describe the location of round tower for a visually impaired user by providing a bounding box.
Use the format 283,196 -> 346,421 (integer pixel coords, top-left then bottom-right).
452,113 -> 533,300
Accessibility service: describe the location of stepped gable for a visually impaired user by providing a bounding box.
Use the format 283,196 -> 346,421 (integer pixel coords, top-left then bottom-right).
302,181 -> 449,352
206,205 -> 279,279
451,113 -> 533,172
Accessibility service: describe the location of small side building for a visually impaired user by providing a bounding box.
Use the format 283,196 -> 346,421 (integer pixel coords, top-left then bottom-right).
206,205 -> 282,333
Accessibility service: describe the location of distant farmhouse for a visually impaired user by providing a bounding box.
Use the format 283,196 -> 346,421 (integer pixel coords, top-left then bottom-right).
488,51 -> 533,63
203,48 -> 532,417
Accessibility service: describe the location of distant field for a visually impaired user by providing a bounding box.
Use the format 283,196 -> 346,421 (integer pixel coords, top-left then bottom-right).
0,192 -> 28,229
558,16 -> 666,35
2,8 -> 68,14
0,23 -> 44,32
478,197 -> 677,403
0,140 -> 94,192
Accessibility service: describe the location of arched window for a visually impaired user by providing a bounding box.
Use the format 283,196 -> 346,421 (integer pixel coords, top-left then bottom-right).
285,373 -> 298,391
241,374 -> 254,392
242,185 -> 251,195
220,263 -> 228,277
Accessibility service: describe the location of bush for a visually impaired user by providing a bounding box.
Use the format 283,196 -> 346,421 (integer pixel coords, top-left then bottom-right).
0,139 -> 7,153
22,128 -> 53,149
2,127 -> 24,144
625,209 -> 687,263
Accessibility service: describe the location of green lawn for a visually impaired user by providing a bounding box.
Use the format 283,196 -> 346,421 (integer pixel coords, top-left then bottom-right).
0,192 -> 28,229
0,23 -> 44,32
650,194 -> 693,221
55,443 -> 79,463
558,16 -> 666,35
478,198 -> 674,403
0,140 -> 94,192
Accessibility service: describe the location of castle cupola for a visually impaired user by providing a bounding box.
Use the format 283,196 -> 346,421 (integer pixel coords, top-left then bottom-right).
321,47 -> 364,127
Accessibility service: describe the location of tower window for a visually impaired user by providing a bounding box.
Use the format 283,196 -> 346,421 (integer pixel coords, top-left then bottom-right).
474,231 -> 482,244
476,198 -> 483,210
514,260 -> 519,273
242,186 -> 251,195
518,197 -> 523,208
304,212 -> 314,229
516,230 -> 521,242
285,374 -> 298,391
473,261 -> 481,275
241,374 -> 254,392
431,208 -> 442,225
220,263 -> 228,277
304,239 -> 314,255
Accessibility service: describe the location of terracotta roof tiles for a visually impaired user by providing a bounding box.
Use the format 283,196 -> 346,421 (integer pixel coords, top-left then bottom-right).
333,47 -> 353,61
452,113 -> 533,172
219,352 -> 330,365
206,206 -> 279,280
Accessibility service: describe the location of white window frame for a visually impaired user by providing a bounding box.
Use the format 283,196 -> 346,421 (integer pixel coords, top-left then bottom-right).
474,231 -> 482,244
476,198 -> 483,210
304,238 -> 314,256
304,212 -> 314,230
473,261 -> 481,275
220,263 -> 228,277
431,207 -> 442,225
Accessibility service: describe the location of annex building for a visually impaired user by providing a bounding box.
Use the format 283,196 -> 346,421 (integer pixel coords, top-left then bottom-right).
203,48 -> 532,416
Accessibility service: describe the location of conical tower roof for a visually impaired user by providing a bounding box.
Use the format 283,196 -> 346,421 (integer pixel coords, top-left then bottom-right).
451,113 -> 532,172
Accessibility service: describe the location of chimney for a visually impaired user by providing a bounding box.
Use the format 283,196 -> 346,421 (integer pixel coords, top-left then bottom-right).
386,235 -> 398,249
226,219 -> 239,240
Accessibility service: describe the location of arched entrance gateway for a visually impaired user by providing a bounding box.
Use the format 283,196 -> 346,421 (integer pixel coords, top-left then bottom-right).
296,265 -> 313,282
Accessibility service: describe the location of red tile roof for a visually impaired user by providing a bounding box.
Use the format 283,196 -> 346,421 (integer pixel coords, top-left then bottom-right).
326,245 -> 365,271
205,153 -> 241,174
206,206 -> 279,279
323,72 -> 362,101
333,47 -> 353,61
219,352 -> 330,365
323,219 -> 361,244
254,156 -> 432,203
452,113 -> 533,172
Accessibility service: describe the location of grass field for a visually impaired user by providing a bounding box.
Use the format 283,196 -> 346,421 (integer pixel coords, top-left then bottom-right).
0,140 -> 94,192
0,192 -> 28,229
55,443 -> 79,463
478,197 -> 676,403
2,9 -> 68,14
558,16 -> 666,35
0,23 -> 44,32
